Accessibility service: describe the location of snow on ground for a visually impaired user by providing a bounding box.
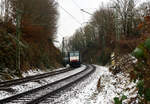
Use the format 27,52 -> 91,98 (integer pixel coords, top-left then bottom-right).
22,69 -> 46,77
0,67 -> 66,99
51,65 -> 137,104
0,65 -> 86,100
11,65 -> 86,94
22,67 -> 66,77
0,65 -> 138,103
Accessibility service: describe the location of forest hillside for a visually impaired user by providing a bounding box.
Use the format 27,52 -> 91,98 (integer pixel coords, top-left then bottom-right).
0,0 -> 62,79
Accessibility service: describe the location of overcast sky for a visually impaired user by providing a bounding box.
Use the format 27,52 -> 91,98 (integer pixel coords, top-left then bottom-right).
55,0 -> 148,46
56,0 -> 110,45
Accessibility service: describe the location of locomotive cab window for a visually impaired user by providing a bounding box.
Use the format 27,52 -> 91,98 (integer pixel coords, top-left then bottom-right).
70,53 -> 74,56
67,51 -> 81,68
74,52 -> 79,56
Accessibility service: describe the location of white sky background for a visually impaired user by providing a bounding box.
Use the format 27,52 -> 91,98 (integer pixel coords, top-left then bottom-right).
55,0 -> 110,46
55,0 -> 148,47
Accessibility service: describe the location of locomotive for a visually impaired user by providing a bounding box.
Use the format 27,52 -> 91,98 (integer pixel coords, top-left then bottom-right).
63,51 -> 81,68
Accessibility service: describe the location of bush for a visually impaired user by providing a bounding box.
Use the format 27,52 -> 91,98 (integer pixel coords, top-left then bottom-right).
131,38 -> 150,103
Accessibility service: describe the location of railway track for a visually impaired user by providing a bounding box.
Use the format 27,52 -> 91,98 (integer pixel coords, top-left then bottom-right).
0,65 -> 95,104
0,67 -> 73,88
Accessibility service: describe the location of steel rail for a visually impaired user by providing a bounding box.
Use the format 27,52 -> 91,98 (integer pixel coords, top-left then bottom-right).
0,65 -> 95,104
0,67 -> 73,88
30,65 -> 96,104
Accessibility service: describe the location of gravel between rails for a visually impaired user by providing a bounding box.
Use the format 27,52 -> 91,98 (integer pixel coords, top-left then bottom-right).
0,65 -> 95,104
0,67 -> 73,88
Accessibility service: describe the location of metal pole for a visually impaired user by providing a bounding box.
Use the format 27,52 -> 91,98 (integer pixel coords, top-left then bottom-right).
16,10 -> 22,75
80,9 -> 105,63
62,37 -> 65,56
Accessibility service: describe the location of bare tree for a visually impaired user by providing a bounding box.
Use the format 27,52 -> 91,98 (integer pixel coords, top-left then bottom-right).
138,1 -> 150,17
113,0 -> 139,36
0,0 -> 10,21
9,0 -> 58,40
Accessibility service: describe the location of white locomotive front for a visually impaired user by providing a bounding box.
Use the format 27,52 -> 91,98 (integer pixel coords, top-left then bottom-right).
68,51 -> 81,67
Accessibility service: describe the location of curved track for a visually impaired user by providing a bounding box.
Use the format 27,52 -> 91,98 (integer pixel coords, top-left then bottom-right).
0,65 -> 95,104
0,67 -> 73,88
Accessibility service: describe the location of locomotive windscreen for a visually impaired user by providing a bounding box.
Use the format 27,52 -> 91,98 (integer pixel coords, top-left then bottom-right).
69,51 -> 80,62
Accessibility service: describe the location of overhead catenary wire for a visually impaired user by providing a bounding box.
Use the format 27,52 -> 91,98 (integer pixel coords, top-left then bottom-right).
55,0 -> 82,42
58,3 -> 82,25
71,0 -> 85,24
71,0 -> 82,9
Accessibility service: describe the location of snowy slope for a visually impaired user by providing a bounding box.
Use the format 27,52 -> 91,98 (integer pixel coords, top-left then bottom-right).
0,65 -> 86,100
0,65 -> 137,103
51,65 -> 137,104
